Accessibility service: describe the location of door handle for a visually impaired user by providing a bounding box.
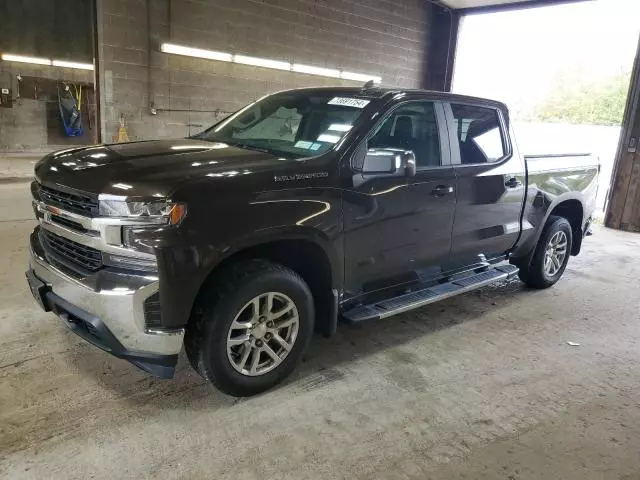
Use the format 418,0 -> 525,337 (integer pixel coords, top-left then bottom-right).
505,177 -> 522,188
432,185 -> 454,197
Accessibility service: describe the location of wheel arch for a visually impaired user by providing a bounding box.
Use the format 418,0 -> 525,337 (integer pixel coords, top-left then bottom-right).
512,194 -> 586,269
547,199 -> 584,255
191,228 -> 341,337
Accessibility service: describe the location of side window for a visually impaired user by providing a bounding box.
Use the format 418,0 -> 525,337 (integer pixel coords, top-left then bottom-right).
368,102 -> 441,168
451,104 -> 506,164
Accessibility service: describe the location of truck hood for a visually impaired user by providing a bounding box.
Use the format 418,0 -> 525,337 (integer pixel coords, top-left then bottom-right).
34,139 -> 286,197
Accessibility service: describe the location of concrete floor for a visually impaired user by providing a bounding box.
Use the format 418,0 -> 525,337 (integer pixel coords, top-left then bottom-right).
1,181 -> 640,480
0,154 -> 38,183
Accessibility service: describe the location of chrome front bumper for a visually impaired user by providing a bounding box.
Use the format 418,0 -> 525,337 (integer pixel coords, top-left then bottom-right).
29,235 -> 184,376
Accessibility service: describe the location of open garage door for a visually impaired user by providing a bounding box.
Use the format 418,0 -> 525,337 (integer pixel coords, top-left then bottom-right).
451,0 -> 640,218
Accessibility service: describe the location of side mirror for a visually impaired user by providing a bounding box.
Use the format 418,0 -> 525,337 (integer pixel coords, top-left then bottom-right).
362,149 -> 416,177
402,151 -> 416,177
363,149 -> 397,174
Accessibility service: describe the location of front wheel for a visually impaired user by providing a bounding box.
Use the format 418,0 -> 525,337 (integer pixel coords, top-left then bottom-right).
518,215 -> 573,289
185,260 -> 314,396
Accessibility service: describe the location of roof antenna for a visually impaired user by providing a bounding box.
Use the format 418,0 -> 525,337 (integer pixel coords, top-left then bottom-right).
362,80 -> 375,90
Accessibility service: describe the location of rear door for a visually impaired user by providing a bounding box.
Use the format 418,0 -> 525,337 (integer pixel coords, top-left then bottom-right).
445,102 -> 526,265
343,100 -> 457,295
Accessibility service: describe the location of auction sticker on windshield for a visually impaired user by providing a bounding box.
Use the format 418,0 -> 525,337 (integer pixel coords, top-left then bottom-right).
327,97 -> 370,109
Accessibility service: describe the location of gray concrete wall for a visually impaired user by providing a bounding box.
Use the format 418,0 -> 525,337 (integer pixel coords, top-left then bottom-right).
98,0 -> 431,141
0,63 -> 94,151
0,0 -> 93,62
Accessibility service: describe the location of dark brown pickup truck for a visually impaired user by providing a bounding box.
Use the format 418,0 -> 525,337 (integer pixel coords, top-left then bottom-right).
27,85 -> 598,396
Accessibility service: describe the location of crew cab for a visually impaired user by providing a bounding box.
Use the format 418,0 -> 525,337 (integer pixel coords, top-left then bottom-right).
26,86 -> 599,396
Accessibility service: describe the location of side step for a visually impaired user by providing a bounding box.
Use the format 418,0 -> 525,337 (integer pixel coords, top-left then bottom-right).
342,264 -> 520,323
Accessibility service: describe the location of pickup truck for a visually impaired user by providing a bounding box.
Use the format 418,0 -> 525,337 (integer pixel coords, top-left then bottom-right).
26,86 -> 599,396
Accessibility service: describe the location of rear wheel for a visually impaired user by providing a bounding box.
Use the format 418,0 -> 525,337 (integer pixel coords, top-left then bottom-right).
518,215 -> 573,289
185,259 -> 314,396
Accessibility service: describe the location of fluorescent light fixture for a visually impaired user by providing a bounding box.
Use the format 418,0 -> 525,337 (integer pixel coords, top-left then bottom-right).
234,55 -> 290,71
328,123 -> 353,132
2,53 -> 51,65
292,64 -> 340,78
52,60 -> 94,70
317,134 -> 341,143
161,43 -> 232,62
112,183 -> 133,190
159,43 -> 383,84
341,71 -> 382,84
2,53 -> 95,70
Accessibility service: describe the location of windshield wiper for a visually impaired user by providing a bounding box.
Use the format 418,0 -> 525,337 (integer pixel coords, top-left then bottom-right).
227,142 -> 271,154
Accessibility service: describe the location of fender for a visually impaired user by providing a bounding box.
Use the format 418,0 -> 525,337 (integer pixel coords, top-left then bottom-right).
156,189 -> 344,329
209,224 -> 343,290
511,156 -> 599,266
512,192 -> 587,267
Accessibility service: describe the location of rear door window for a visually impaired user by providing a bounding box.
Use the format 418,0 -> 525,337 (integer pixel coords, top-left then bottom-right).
451,104 -> 506,164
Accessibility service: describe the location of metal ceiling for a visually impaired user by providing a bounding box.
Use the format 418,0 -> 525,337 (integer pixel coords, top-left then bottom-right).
440,0 -> 536,8
439,0 -> 589,13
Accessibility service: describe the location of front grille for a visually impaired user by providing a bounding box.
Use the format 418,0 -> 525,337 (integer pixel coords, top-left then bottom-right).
37,184 -> 99,217
41,229 -> 103,272
50,214 -> 99,236
50,215 -> 84,231
143,292 -> 162,329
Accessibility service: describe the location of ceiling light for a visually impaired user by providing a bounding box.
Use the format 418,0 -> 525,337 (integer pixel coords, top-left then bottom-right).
292,64 -> 341,78
159,43 -> 382,84
234,55 -> 290,71
160,43 -> 232,62
2,53 -> 51,65
52,60 -> 94,70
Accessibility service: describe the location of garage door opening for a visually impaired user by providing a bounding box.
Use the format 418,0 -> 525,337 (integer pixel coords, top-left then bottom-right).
452,0 -> 640,216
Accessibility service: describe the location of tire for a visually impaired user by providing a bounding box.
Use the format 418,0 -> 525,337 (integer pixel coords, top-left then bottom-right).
518,215 -> 573,289
185,259 -> 314,397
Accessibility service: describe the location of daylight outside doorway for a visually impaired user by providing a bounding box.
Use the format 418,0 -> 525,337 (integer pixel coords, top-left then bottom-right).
453,0 -> 640,216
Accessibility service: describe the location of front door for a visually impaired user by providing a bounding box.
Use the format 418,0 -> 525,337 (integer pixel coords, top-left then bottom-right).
445,102 -> 526,265
343,100 -> 456,297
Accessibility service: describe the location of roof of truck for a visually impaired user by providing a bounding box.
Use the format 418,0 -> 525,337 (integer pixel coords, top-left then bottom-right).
277,86 -> 509,112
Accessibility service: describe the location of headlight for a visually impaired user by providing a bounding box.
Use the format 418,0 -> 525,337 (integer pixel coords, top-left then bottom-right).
99,198 -> 187,225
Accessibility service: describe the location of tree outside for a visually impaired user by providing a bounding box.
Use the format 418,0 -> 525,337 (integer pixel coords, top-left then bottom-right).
528,69 -> 632,126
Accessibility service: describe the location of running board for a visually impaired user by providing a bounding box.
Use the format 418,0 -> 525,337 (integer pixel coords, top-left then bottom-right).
342,264 -> 519,323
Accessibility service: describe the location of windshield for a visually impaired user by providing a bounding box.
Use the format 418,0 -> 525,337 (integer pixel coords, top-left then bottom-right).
196,92 -> 374,158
